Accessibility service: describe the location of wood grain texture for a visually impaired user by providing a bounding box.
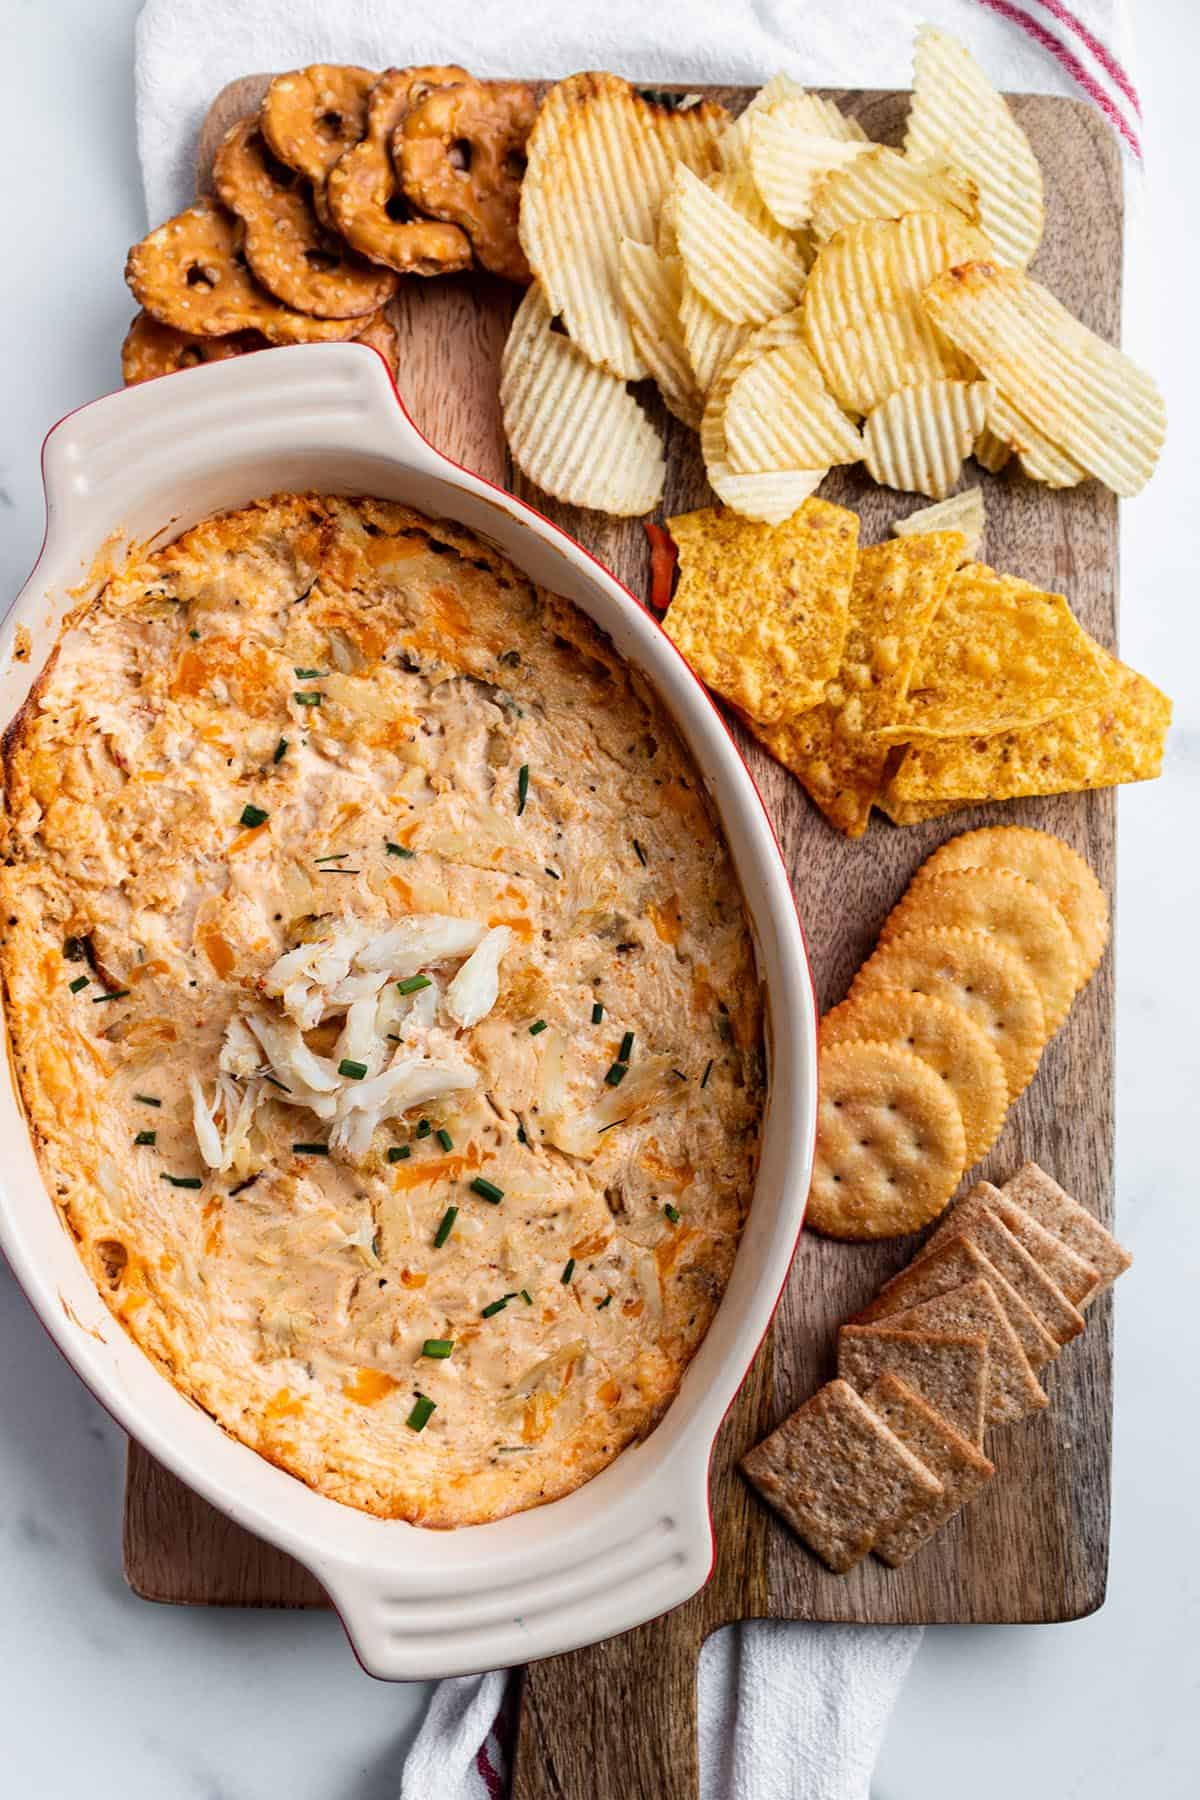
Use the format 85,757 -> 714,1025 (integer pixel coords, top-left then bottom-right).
124,76 -> 1123,1800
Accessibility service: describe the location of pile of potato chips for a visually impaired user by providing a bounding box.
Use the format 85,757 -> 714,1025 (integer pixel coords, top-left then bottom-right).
661,498 -> 1171,836
501,29 -> 1165,518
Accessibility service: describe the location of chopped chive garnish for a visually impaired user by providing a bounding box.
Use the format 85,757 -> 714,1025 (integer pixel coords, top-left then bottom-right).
406,1394 -> 436,1432
529,1019 -> 548,1036
294,691 -> 322,707
469,1176 -> 505,1204
618,1030 -> 634,1063
161,1173 -> 202,1189
239,804 -> 269,829
421,1339 -> 454,1360
517,1124 -> 527,1144
396,973 -> 432,996
134,1130 -> 157,1147
292,1142 -> 329,1156
314,852 -> 349,864
262,1072 -> 291,1094
93,990 -> 130,1003
228,1174 -> 260,1196
633,838 -> 647,866
68,975 -> 89,994
386,842 -> 415,859
597,1117 -> 627,1133
338,1058 -> 368,1080
700,1059 -> 714,1088
433,1205 -> 458,1247
605,1061 -> 628,1087
436,1127 -> 453,1152
189,629 -> 201,640
416,1118 -> 432,1139
520,1289 -> 533,1305
561,1258 -> 575,1284
544,866 -> 560,880
672,1068 -> 688,1081
591,1001 -> 604,1024
293,668 -> 326,679
481,1296 -> 509,1318
597,1294 -> 613,1309
664,1203 -> 681,1224
273,737 -> 288,763
517,762 -> 530,815
387,1144 -> 412,1163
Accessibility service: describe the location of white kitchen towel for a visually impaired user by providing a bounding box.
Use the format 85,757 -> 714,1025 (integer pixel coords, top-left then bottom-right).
133,4 -> 1140,1798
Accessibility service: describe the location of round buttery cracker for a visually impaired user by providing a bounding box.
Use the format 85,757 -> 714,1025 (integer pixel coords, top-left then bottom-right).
915,826 -> 1109,990
851,925 -> 1045,1100
821,987 -> 1007,1168
808,1040 -> 967,1240
880,866 -> 1080,1035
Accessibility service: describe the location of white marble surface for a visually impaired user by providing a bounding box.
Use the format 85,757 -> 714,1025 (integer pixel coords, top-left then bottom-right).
1,3 -> 1197,1796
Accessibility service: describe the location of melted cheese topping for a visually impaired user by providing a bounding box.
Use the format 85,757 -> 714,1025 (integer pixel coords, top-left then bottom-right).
0,495 -> 764,1525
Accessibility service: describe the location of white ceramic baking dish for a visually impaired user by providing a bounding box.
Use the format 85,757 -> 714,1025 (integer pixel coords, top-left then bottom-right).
0,343 -> 816,1680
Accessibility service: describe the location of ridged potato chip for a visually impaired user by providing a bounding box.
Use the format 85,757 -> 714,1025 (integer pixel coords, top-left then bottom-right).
674,163 -> 808,325
725,341 -> 865,472
617,241 -> 702,428
810,145 -> 979,247
894,487 -> 984,561
519,73 -> 727,379
679,276 -> 749,394
984,384 -> 1085,488
803,212 -> 985,416
882,563 -> 1111,739
719,77 -> 866,172
751,533 -> 963,835
749,107 -> 873,230
862,377 -> 986,499
904,25 -> 1044,268
500,282 -> 664,515
923,262 -> 1166,497
699,310 -> 827,519
710,163 -> 805,253
884,653 -> 1172,808
972,424 -> 1011,473
663,498 -> 858,722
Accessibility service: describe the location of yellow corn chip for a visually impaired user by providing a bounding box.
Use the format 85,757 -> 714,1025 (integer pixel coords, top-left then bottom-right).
878,796 -> 962,825
725,341 -> 865,472
749,106 -> 874,229
617,240 -> 703,428
700,310 -> 828,519
519,73 -> 727,379
663,498 -> 858,723
751,532 -> 964,835
809,146 -> 979,246
803,212 -> 986,416
720,79 -> 866,171
862,377 -> 987,499
885,654 -> 1172,806
984,384 -> 1086,488
500,282 -> 664,516
674,163 -> 808,325
882,564 -> 1112,740
894,487 -> 984,562
923,262 -> 1166,497
905,25 -> 1044,268
972,424 -> 1012,474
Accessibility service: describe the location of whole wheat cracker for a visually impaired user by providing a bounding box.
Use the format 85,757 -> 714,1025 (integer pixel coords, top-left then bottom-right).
838,1324 -> 988,1446
913,1185 -> 1085,1346
740,1379 -> 944,1573
884,1277 -> 1049,1426
866,1374 -> 995,1566
853,1232 -> 1059,1370
1002,1162 -> 1131,1294
914,1178 -> 1101,1308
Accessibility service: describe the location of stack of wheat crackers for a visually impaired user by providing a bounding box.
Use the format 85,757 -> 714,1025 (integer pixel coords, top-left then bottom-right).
742,1163 -> 1131,1571
660,500 -> 1170,837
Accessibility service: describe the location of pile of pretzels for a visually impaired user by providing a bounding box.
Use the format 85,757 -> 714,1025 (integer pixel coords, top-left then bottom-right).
122,63 -> 536,384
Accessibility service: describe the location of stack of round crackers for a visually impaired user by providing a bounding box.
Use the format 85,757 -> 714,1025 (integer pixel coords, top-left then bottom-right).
808,825 -> 1109,1239
122,63 -> 536,385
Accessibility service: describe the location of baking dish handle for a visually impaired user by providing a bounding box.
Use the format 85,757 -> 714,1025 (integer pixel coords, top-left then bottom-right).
40,343 -> 448,531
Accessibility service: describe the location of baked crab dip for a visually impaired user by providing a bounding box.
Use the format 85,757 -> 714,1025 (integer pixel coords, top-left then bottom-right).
0,494 -> 765,1526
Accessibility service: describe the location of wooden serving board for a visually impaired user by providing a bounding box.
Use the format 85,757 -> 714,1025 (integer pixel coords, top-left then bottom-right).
124,77 -> 1123,1797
